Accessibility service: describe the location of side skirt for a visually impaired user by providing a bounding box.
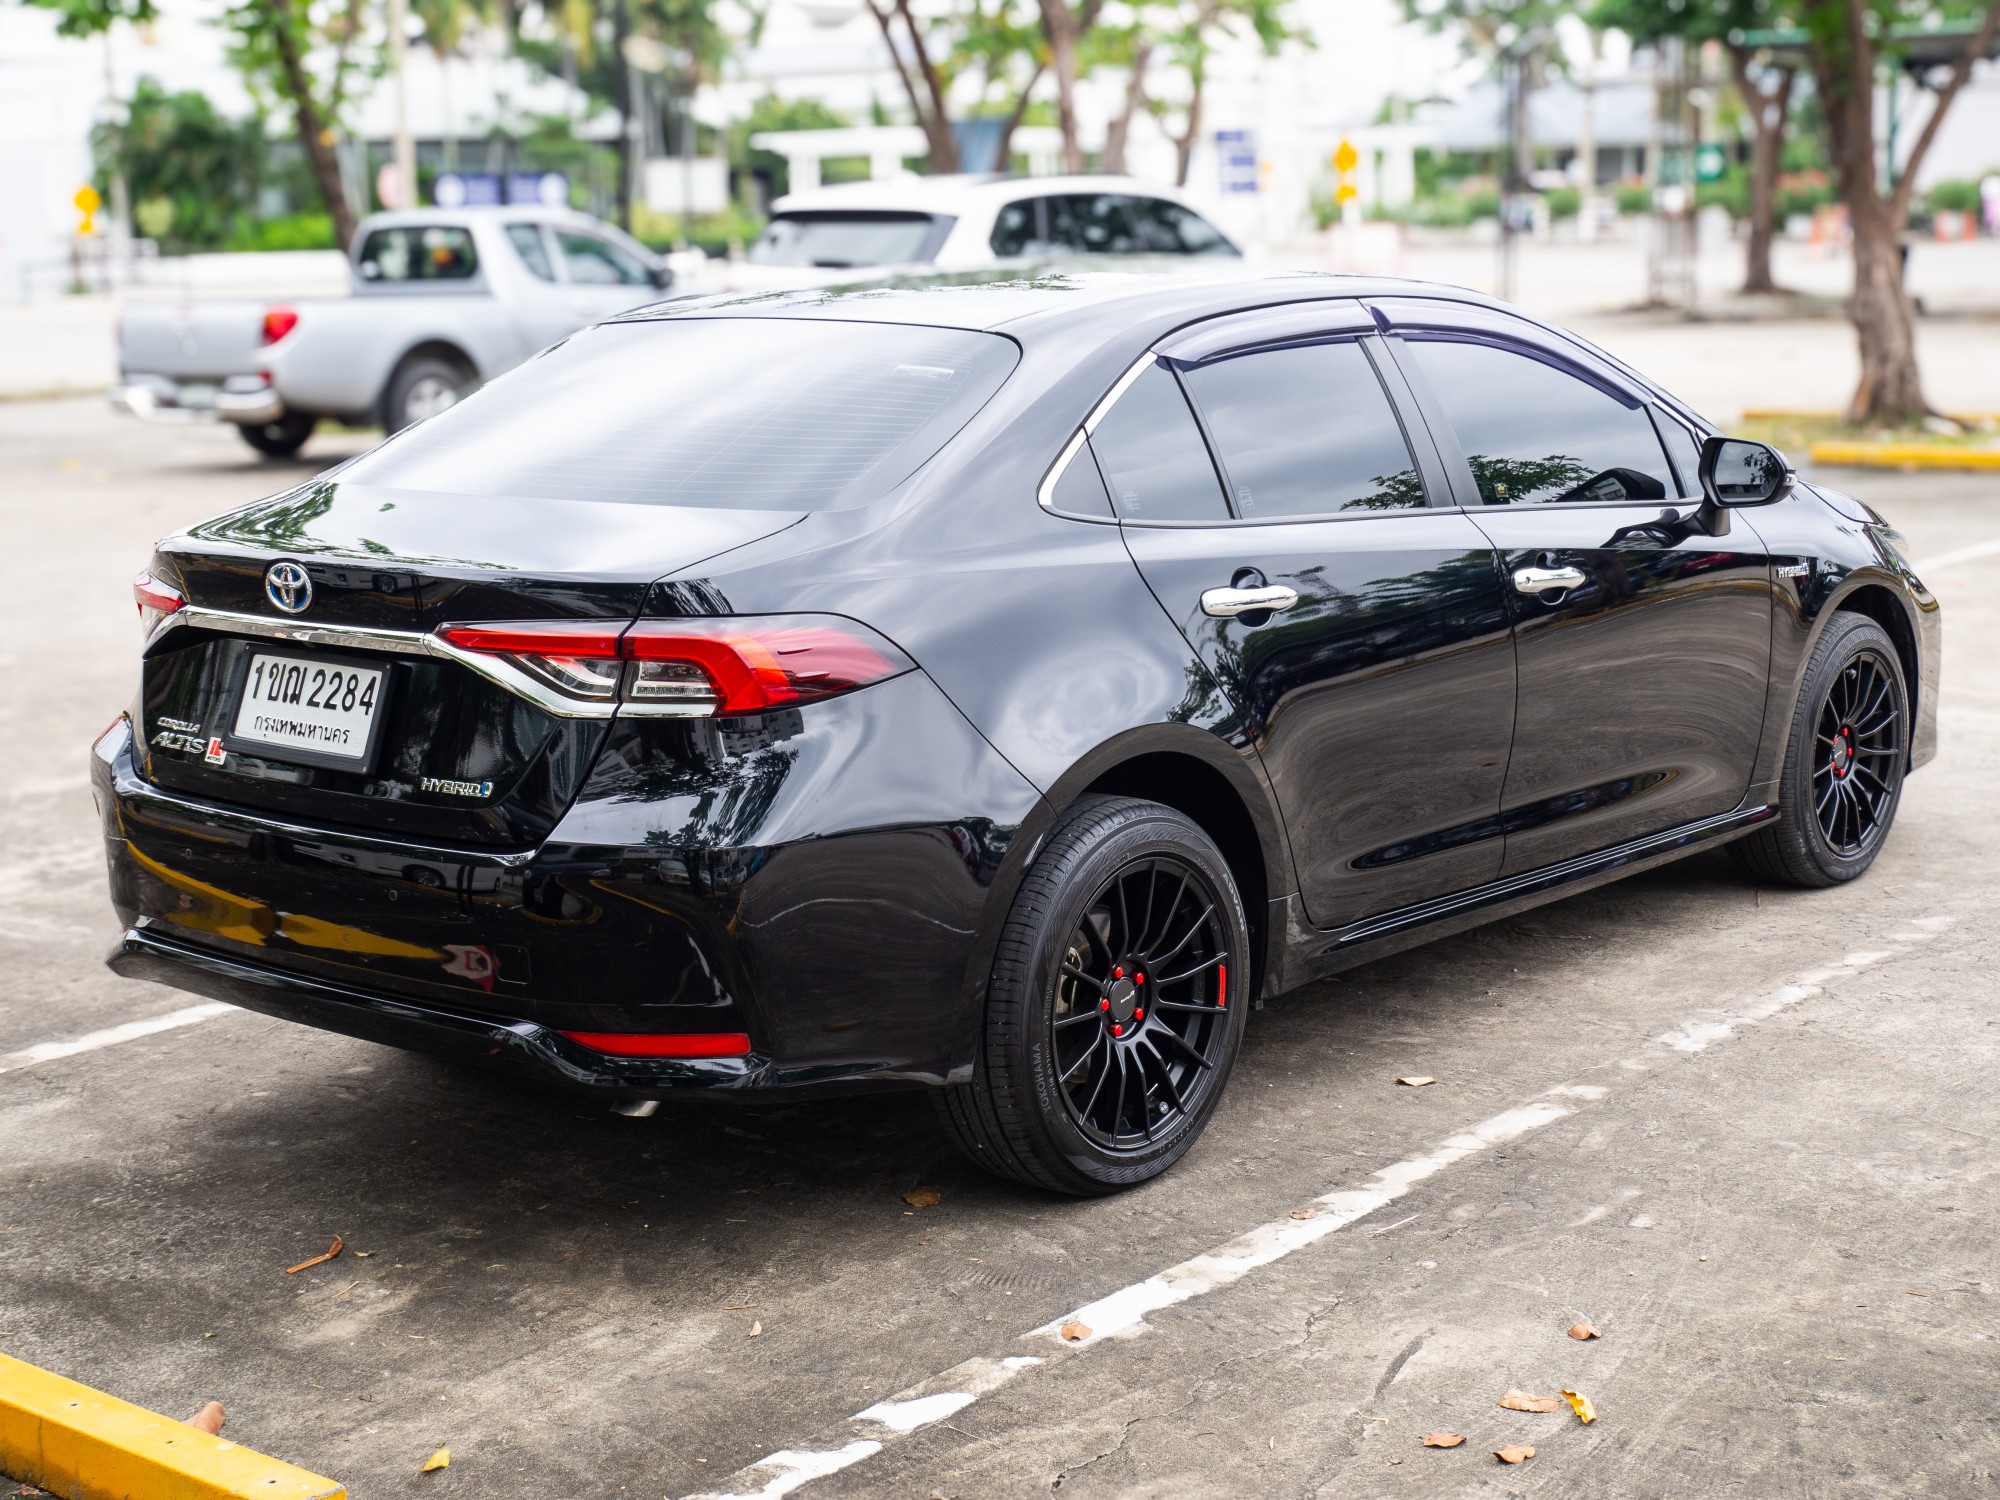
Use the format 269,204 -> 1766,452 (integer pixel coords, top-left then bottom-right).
1277,801 -> 1777,991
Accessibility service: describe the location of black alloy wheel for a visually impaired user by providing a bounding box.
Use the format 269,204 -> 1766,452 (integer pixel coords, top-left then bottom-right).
1731,612 -> 1908,887
937,796 -> 1251,1195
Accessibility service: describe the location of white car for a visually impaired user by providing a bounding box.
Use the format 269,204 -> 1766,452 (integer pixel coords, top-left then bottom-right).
111,207 -> 668,457
688,174 -> 1241,295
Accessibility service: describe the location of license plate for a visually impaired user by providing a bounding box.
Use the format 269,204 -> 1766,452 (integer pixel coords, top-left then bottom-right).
228,650 -> 387,769
176,382 -> 218,409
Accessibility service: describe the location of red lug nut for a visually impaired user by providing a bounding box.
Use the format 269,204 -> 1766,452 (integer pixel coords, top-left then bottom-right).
1111,1023 -> 1124,1037
1134,1007 -> 1144,1021
1099,997 -> 1111,1012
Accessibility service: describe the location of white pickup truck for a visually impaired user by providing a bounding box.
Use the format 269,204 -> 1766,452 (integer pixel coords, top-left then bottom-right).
110,207 -> 670,458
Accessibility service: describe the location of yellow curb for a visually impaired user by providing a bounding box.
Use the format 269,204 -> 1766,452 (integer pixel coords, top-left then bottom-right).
0,1352 -> 344,1500
1808,441 -> 2000,471
1744,408 -> 2000,424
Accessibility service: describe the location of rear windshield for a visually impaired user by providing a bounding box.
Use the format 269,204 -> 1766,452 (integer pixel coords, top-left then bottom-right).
339,318 -> 1018,510
357,225 -> 478,281
747,212 -> 946,268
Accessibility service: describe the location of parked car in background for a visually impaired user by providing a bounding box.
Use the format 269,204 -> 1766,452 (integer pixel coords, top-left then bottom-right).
100,272 -> 1936,1196
684,174 -> 1241,296
109,207 -> 668,458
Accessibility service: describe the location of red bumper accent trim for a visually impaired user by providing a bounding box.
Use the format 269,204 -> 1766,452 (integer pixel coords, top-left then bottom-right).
558,1030 -> 753,1059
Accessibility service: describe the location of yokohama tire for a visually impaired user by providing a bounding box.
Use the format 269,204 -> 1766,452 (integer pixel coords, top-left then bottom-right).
936,796 -> 1253,1196
1730,612 -> 1909,888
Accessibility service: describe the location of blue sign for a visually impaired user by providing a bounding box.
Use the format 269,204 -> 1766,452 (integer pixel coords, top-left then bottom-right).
431,171 -> 568,208
1217,129 -> 1258,195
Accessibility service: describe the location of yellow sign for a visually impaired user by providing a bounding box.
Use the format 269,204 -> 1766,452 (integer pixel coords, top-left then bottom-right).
1335,182 -> 1359,204
73,183 -> 101,235
1333,140 -> 1359,174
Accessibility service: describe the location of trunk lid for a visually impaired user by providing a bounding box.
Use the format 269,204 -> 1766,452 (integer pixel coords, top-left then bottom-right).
140,475 -> 802,846
119,299 -> 270,381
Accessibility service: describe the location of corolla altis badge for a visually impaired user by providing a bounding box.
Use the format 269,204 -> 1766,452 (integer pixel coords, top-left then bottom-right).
264,560 -> 313,614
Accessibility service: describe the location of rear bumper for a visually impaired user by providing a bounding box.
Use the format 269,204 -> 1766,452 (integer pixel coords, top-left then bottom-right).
108,925 -> 768,1096
111,376 -> 284,426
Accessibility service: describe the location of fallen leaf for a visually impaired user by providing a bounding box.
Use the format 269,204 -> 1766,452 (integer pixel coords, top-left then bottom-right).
1494,1444 -> 1535,1465
185,1402 -> 225,1436
1396,1076 -> 1437,1087
420,1448 -> 449,1474
1288,1208 -> 1318,1221
1059,1321 -> 1091,1342
1561,1388 -> 1596,1423
902,1188 -> 942,1208
354,1251 -> 374,1259
1497,1389 -> 1562,1413
748,1321 -> 763,1337
1904,1290 -> 1928,1297
724,1303 -> 758,1311
1568,1321 -> 1601,1341
1420,1431 -> 1464,1448
285,1234 -> 344,1275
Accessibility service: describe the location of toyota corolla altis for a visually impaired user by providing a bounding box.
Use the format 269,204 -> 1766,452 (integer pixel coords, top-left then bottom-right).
96,273 -> 1939,1194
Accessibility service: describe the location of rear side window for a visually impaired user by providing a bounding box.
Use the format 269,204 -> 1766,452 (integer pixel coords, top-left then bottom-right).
1182,341 -> 1424,517
1123,197 -> 1237,256
748,212 -> 945,268
1405,339 -> 1673,505
357,225 -> 478,282
506,224 -> 555,281
990,201 -> 1036,257
339,318 -> 1019,511
556,229 -> 652,286
1089,362 -> 1229,522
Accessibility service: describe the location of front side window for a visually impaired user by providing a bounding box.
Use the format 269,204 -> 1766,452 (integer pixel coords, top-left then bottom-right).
747,212 -> 944,268
1405,338 -> 1672,505
1088,362 -> 1229,522
338,318 -> 1019,511
1123,197 -> 1238,256
356,225 -> 478,282
1181,340 -> 1424,517
555,229 -> 651,286
506,223 -> 555,281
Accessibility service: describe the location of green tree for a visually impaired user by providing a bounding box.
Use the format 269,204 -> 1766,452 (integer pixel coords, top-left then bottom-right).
217,0 -> 378,249
1592,0 -> 1798,294
1401,0 -> 1570,204
95,79 -> 266,252
1144,0 -> 1300,186
730,94 -> 851,200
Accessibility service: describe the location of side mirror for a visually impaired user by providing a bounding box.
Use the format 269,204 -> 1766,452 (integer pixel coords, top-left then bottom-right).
648,263 -> 674,291
1699,436 -> 1793,507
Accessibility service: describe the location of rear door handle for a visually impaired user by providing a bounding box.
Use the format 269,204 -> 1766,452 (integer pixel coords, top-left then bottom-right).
1511,564 -> 1588,596
1201,584 -> 1300,618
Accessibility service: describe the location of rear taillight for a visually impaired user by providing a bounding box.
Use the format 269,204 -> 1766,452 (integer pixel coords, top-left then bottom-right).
261,305 -> 300,345
134,569 -> 184,630
437,615 -> 912,714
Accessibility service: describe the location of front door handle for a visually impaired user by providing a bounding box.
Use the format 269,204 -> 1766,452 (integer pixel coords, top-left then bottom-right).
1511,564 -> 1588,596
1201,584 -> 1300,618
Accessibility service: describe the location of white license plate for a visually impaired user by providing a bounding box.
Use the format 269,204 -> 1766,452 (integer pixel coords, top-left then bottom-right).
231,652 -> 385,765
176,382 -> 218,409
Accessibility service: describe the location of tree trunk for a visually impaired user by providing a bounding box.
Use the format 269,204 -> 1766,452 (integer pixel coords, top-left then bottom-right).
611,0 -> 635,230
1172,75 -> 1203,188
266,0 -> 357,249
1809,4 -> 1931,423
1038,0 -> 1085,173
868,0 -> 959,172
1727,46 -> 1792,296
1101,37 -> 1152,175
992,62 -> 1046,172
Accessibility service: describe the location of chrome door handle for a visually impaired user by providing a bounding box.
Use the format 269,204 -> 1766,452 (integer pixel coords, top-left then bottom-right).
1200,584 -> 1300,618
1511,564 -> 1588,596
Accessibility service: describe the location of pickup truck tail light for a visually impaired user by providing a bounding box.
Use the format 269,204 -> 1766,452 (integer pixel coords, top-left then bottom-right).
261,305 -> 300,345
436,616 -> 912,714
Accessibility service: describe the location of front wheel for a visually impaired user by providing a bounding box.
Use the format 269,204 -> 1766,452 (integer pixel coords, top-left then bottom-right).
937,796 -> 1252,1196
1730,612 -> 1909,887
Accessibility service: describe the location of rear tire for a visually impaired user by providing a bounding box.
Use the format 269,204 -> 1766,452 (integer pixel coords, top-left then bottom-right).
1729,612 -> 1908,888
235,411 -> 316,458
383,354 -> 472,434
936,796 -> 1252,1196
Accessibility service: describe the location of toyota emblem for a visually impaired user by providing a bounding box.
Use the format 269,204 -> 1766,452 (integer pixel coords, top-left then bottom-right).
264,560 -> 313,614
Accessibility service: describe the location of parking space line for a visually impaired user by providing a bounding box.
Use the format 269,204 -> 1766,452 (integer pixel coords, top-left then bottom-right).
0,1001 -> 235,1076
1913,535 -> 2000,574
682,916 -> 1953,1500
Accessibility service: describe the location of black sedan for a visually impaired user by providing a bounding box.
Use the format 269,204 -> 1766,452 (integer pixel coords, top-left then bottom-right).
97,272 -> 1940,1195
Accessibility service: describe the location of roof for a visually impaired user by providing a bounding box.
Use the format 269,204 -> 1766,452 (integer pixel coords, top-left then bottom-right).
614,268 -> 1515,336
770,174 -> 1205,216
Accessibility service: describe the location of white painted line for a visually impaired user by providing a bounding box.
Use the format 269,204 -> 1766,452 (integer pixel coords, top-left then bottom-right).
680,917 -> 1954,1500
1912,536 -> 2000,574
0,1001 -> 235,1076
